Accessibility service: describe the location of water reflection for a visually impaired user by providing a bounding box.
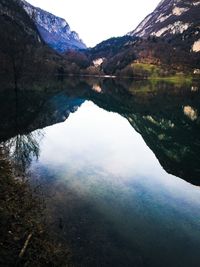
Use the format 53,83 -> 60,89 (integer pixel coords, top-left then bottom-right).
30,101 -> 200,267
1,78 -> 200,266
1,78 -> 200,185
4,131 -> 42,174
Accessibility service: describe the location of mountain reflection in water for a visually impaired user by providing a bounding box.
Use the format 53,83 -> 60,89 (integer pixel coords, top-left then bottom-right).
1,77 -> 200,267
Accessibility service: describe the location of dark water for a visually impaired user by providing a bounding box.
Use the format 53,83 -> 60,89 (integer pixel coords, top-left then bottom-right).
1,78 -> 200,266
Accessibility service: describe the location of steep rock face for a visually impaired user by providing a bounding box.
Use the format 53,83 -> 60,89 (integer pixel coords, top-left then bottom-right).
128,0 -> 200,53
20,0 -> 86,53
0,0 -> 70,79
0,0 -> 41,44
86,0 -> 200,76
0,0 -> 43,76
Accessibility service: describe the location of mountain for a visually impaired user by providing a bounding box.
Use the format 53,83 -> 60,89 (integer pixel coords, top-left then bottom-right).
0,0 -> 90,80
20,0 -> 86,53
1,0 -> 200,77
128,0 -> 200,53
0,0 -> 41,37
0,0 -> 70,80
88,34 -> 199,76
0,0 -> 41,53
85,36 -> 139,74
0,0 -> 42,76
86,0 -> 200,76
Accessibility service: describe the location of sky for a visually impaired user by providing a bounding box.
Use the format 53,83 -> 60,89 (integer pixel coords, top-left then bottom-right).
26,0 -> 161,47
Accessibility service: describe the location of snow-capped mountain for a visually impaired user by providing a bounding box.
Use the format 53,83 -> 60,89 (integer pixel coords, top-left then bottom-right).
128,0 -> 200,52
20,0 -> 86,53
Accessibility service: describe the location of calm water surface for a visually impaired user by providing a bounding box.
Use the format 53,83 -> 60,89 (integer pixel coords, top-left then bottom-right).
1,78 -> 200,266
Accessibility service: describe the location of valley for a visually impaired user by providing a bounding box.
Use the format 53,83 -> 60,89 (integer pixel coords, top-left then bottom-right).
1,1 -> 200,266
1,0 -> 200,80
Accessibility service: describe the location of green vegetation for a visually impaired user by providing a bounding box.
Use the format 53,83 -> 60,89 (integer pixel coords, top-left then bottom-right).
149,74 -> 193,85
129,63 -> 193,85
131,63 -> 160,76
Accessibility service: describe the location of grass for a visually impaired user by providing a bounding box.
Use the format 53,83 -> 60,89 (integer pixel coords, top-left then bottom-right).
131,63 -> 193,86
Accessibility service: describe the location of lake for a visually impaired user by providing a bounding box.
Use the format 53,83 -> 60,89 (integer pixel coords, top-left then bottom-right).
1,77 -> 200,267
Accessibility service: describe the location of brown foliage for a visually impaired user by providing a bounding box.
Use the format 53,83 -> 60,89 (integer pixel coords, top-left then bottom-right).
0,146 -> 72,267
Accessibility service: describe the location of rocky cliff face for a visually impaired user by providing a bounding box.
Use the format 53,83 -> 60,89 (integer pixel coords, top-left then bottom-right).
0,0 -> 41,44
0,0 -> 43,77
0,0 -> 71,80
128,0 -> 200,53
20,0 -> 86,53
88,0 -> 200,75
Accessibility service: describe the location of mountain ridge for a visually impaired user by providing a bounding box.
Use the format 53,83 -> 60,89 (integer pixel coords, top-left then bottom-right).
1,0 -> 200,78
128,0 -> 200,53
85,0 -> 200,76
20,0 -> 86,52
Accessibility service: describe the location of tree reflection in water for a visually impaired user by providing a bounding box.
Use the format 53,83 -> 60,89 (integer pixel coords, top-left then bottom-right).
3,130 -> 43,175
